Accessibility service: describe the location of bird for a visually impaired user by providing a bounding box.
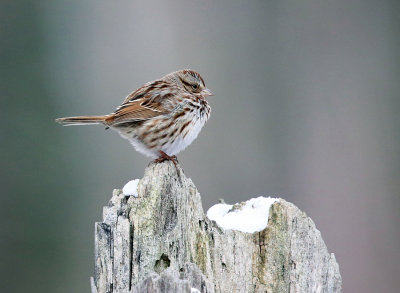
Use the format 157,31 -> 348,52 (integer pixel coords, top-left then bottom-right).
56,69 -> 213,164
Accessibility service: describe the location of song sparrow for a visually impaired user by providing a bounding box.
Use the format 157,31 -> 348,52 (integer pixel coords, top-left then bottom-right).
56,69 -> 213,164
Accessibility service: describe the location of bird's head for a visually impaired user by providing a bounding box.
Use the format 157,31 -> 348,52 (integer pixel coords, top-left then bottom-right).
170,69 -> 213,97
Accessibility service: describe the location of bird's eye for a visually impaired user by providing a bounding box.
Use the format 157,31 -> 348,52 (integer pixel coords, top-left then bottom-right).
192,84 -> 198,90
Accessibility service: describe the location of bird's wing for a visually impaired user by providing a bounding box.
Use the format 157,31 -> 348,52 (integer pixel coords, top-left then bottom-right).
106,80 -> 173,125
120,81 -> 151,104
120,79 -> 168,104
107,100 -> 166,125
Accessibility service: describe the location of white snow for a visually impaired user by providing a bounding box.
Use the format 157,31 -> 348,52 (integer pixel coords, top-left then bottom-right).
191,288 -> 201,293
206,196 -> 279,233
122,179 -> 140,196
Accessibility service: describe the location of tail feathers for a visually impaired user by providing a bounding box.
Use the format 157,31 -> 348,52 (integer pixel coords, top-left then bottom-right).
55,115 -> 107,126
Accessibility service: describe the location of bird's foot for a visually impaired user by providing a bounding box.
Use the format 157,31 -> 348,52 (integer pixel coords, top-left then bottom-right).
154,151 -> 178,166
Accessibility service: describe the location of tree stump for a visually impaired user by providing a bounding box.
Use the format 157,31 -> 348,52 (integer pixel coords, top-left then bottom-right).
90,161 -> 341,293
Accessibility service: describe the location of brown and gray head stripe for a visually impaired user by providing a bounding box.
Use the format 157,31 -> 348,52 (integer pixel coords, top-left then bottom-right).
181,69 -> 205,87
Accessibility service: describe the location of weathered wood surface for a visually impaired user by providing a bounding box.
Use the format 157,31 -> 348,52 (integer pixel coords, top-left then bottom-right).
91,161 -> 341,293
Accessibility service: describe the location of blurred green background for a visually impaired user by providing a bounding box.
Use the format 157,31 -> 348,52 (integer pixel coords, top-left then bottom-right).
1,0 -> 399,292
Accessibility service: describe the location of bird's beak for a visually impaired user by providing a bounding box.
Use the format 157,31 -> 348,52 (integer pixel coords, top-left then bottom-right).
202,88 -> 214,97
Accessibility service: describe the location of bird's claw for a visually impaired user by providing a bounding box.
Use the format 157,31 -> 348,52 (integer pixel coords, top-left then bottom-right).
154,151 -> 178,166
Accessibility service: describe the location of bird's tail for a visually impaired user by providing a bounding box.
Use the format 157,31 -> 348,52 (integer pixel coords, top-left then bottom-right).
55,115 -> 108,126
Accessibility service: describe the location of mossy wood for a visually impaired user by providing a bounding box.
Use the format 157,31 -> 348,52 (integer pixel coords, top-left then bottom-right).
91,162 -> 341,293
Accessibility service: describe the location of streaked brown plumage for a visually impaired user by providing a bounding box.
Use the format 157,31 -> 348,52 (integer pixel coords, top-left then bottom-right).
56,69 -> 213,163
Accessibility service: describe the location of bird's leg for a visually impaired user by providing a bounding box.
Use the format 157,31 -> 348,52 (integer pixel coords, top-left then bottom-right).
154,150 -> 178,166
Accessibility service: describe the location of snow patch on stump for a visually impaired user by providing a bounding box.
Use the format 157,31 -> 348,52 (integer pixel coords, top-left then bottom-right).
206,196 -> 279,233
122,179 -> 140,196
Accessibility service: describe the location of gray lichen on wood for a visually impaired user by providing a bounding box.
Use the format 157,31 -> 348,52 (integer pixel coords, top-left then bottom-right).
91,161 -> 341,293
